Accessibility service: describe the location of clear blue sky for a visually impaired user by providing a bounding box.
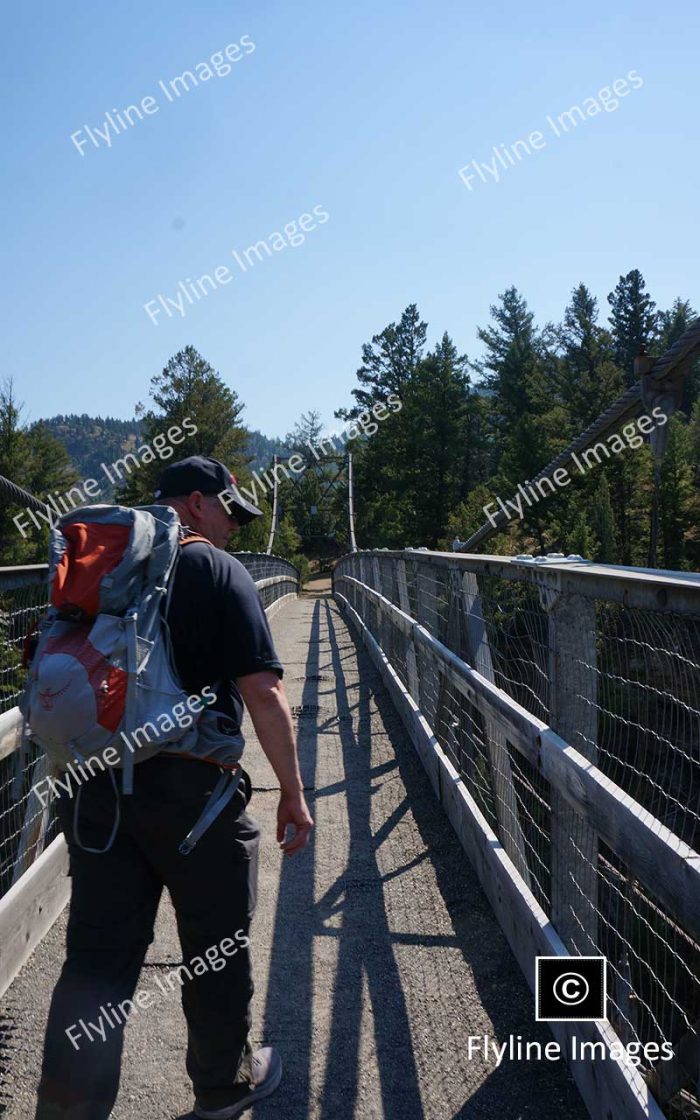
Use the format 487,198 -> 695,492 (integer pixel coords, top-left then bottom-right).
3,0 -> 698,439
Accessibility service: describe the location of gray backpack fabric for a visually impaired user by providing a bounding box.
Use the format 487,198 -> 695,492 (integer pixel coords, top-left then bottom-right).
19,504 -> 240,853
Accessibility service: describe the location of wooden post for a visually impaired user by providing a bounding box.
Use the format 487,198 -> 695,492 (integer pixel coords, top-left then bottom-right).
612,950 -> 636,1047
11,753 -> 50,885
397,558 -> 419,699
372,555 -> 384,647
547,591 -> 599,953
357,554 -> 368,619
433,566 -> 465,772
462,570 -> 532,890
416,560 -> 439,636
415,562 -> 440,725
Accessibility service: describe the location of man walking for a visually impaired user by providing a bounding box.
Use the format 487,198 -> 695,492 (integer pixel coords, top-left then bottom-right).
35,456 -> 313,1120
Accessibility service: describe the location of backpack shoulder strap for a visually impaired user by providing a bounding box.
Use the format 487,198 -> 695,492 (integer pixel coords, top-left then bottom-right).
180,534 -> 214,548
164,532 -> 214,620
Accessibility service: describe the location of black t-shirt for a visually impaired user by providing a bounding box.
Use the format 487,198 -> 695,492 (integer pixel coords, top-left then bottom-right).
165,539 -> 283,735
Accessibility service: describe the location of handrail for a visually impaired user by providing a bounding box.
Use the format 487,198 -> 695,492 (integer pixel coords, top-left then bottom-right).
333,548 -> 700,612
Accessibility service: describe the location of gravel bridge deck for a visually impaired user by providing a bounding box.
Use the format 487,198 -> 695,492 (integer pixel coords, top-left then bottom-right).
0,587 -> 586,1120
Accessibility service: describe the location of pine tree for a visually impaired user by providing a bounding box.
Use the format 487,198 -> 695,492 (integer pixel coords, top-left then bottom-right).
286,411 -> 325,456
657,298 -> 699,415
474,287 -> 551,487
459,388 -> 490,501
589,473 -> 617,562
607,270 -> 657,386
606,443 -> 654,566
476,286 -> 538,428
658,297 -> 696,350
402,333 -> 471,547
118,347 -> 251,507
555,284 -> 624,431
277,410 -> 348,557
0,382 -> 76,563
336,304 -> 427,421
443,484 -> 516,554
569,510 -> 597,560
348,333 -> 470,550
658,415 -> 695,570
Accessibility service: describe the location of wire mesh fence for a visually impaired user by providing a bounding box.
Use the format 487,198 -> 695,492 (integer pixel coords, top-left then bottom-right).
0,745 -> 58,901
334,549 -> 700,1120
0,572 -> 50,715
234,552 -> 300,587
235,553 -> 300,610
0,554 -> 299,903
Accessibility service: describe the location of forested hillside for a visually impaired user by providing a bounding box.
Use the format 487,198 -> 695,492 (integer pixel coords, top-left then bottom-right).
38,415 -> 144,488
36,415 -> 288,482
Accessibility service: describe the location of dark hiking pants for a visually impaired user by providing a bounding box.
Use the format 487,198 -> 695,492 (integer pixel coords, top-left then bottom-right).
35,755 -> 260,1120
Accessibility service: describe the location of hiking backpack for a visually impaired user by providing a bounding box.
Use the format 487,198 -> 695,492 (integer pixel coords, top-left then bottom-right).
19,503 -> 240,853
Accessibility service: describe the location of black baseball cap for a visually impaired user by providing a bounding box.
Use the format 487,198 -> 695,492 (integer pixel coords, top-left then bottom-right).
154,456 -> 263,526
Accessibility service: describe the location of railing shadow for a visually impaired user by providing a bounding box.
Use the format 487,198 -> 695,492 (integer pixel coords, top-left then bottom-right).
314,596 -> 424,1119
253,597 -> 322,1119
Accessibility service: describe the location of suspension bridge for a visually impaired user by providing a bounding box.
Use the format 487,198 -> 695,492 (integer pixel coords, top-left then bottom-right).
0,321 -> 699,1120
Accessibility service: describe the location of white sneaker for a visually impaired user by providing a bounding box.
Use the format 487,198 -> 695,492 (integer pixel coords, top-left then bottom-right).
193,1047 -> 283,1118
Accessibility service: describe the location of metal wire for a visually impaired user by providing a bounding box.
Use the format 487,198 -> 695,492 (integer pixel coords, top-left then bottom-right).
0,578 -> 50,714
0,473 -> 50,514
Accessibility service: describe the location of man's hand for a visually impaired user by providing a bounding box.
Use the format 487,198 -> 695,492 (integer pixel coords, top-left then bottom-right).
277,789 -> 314,856
237,670 -> 314,857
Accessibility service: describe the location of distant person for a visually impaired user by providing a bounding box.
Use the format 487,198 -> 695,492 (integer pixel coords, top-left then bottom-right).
35,456 -> 313,1120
